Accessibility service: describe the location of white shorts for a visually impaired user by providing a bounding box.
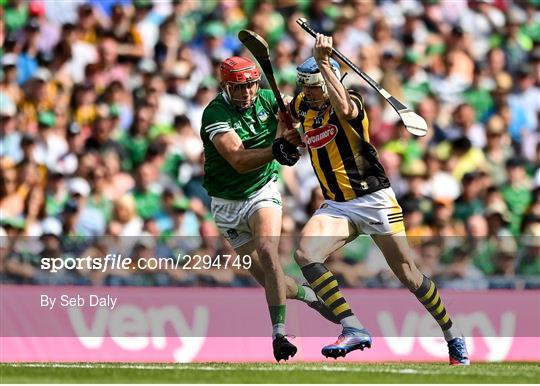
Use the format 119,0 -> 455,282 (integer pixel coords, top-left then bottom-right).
211,181 -> 282,249
314,187 -> 405,235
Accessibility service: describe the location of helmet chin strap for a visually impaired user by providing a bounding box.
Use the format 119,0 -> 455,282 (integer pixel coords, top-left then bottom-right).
306,99 -> 329,111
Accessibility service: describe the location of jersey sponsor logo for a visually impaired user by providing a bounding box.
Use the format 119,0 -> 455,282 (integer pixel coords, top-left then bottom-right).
305,124 -> 338,149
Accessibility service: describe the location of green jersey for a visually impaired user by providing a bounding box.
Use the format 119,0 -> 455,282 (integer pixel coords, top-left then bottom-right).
201,89 -> 279,200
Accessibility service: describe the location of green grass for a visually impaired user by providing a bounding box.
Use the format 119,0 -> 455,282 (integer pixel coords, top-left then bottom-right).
1,362 -> 539,383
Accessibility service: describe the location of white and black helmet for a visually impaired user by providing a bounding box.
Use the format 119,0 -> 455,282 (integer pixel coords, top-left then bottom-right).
296,57 -> 341,106
297,57 -> 341,85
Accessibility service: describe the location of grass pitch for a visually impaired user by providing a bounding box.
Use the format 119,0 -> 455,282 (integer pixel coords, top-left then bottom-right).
1,362 -> 539,383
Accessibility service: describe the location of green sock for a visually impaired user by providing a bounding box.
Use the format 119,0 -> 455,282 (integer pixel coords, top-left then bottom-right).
269,305 -> 286,325
295,285 -> 306,300
269,305 -> 286,339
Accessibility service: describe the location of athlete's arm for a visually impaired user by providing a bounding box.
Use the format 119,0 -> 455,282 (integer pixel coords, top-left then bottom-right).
314,33 -> 358,121
212,130 -> 274,174
282,95 -> 304,146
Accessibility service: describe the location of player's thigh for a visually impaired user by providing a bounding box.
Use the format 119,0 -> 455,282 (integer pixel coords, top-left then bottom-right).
296,214 -> 356,264
248,206 -> 282,254
211,199 -> 252,249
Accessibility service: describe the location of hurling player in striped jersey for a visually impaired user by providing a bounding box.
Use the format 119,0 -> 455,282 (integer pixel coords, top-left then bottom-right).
288,33 -> 469,365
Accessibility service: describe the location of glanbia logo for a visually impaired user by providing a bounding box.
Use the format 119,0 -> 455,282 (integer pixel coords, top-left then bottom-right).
305,124 -> 338,149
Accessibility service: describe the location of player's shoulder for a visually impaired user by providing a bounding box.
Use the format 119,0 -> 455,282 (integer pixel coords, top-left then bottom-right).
290,91 -> 306,118
347,89 -> 365,108
258,88 -> 275,102
256,88 -> 279,113
203,94 -> 233,120
201,93 -> 234,138
203,93 -> 228,113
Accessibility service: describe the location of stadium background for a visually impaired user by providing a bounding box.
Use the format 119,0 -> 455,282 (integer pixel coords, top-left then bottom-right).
1,0 -> 540,366
0,0 -> 540,289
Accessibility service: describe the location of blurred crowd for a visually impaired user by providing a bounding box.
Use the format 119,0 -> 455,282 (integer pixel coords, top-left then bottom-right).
0,0 -> 539,289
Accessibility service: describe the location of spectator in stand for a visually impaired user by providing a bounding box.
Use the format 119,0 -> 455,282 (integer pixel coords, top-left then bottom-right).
446,137 -> 486,180
501,158 -> 533,235
509,67 -> 540,157
459,0 -> 505,62
0,160 -> 24,218
401,50 -> 430,108
483,115 -> 514,186
398,159 -> 433,222
65,177 -> 105,237
84,104 -> 124,156
0,94 -> 21,162
131,162 -> 162,220
431,199 -> 465,248
488,72 -> 531,146
447,103 -> 486,149
109,194 -> 143,237
87,166 -> 113,222
109,3 -> 145,62
492,240 -> 518,280
101,150 -> 134,201
424,150 -> 460,201
416,240 -> 443,279
402,200 -> 433,248
453,172 -> 485,222
1,54 -> 23,104
22,184 -> 46,236
44,170 -> 68,217
117,102 -> 154,171
517,222 -> 540,278
463,63 -> 494,122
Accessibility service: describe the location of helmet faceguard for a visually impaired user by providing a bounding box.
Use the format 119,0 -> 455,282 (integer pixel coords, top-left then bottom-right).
220,56 -> 261,110
296,57 -> 341,109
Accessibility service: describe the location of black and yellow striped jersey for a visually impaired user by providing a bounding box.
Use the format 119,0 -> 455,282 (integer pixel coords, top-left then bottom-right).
290,90 -> 390,202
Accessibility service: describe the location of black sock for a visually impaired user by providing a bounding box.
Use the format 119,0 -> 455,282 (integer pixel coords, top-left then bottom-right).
413,275 -> 453,331
301,262 -> 354,321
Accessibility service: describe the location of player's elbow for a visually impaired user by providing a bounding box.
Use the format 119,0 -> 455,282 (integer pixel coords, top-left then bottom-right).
234,165 -> 251,174
337,104 -> 357,121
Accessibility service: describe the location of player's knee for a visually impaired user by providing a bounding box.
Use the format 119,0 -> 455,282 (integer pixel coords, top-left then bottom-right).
394,264 -> 422,290
294,247 -> 316,267
260,256 -> 281,275
257,241 -> 279,263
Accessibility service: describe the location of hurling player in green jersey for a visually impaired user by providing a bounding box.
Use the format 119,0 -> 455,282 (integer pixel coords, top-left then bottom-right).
201,56 -> 338,361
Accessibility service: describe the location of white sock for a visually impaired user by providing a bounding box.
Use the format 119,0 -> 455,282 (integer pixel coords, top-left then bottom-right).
443,326 -> 461,342
341,315 -> 364,330
298,285 -> 318,303
272,323 -> 285,339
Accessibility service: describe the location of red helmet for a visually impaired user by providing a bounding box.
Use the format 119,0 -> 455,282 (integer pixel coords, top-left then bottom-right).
220,57 -> 260,84
220,57 -> 261,110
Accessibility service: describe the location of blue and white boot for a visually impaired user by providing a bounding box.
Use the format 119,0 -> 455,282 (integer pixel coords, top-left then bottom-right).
321,327 -> 372,359
448,337 -> 470,365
